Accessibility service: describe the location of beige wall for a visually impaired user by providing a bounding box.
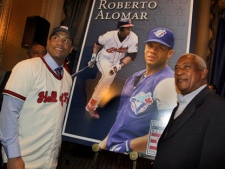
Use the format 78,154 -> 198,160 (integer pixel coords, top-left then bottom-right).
1,0 -> 44,70
0,0 -> 64,71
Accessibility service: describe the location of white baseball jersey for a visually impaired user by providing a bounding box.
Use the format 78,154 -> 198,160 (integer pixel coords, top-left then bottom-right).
2,57 -> 72,169
92,30 -> 138,104
97,30 -> 138,64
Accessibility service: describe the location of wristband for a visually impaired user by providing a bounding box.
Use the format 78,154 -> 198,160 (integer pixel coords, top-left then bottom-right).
125,140 -> 132,152
91,53 -> 97,61
120,61 -> 125,68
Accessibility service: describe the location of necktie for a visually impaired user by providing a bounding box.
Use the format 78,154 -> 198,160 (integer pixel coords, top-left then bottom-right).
55,67 -> 63,78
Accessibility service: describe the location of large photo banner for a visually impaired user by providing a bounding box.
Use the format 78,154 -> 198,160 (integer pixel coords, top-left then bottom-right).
63,0 -> 195,159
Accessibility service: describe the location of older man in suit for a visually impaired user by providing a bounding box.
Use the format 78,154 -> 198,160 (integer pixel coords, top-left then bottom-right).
153,53 -> 225,169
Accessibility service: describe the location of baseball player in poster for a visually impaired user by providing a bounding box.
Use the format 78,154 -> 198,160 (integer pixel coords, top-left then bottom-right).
98,28 -> 178,155
86,18 -> 138,119
0,26 -> 74,169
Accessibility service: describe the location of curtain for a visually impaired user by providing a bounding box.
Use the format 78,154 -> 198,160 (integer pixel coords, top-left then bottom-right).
62,0 -> 90,47
210,17 -> 225,97
61,0 -> 91,72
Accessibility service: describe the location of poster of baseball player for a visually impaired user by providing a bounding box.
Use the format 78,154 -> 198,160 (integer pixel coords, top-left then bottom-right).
63,0 -> 196,159
85,18 -> 138,119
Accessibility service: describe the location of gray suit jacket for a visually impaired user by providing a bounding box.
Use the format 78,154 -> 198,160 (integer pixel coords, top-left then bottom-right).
153,86 -> 225,169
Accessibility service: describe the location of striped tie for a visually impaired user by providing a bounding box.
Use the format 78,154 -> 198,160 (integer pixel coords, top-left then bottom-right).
55,67 -> 63,78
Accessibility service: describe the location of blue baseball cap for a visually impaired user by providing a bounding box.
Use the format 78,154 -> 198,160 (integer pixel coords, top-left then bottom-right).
145,28 -> 174,48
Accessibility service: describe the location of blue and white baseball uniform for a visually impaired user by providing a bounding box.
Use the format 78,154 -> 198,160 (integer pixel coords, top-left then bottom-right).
106,66 -> 177,150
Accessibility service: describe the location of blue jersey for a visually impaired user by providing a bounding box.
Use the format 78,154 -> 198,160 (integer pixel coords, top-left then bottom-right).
106,66 -> 177,149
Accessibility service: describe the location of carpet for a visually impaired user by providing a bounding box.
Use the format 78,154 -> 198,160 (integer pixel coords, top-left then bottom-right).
57,141 -> 153,169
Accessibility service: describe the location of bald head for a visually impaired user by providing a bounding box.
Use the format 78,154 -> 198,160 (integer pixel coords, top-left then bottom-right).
174,53 -> 208,95
187,53 -> 207,70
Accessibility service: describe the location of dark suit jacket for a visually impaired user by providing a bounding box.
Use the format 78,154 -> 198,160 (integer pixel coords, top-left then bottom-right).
153,86 -> 225,169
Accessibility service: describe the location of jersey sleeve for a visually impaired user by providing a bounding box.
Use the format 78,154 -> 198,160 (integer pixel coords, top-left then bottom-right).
127,32 -> 138,53
98,31 -> 111,46
153,78 -> 178,111
3,60 -> 34,101
0,95 -> 23,158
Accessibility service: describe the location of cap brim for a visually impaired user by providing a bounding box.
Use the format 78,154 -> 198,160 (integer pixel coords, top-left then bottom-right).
145,39 -> 172,48
121,24 -> 134,27
50,28 -> 72,40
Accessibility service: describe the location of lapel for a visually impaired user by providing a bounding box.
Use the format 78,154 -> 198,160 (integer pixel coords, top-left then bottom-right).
159,105 -> 178,141
160,86 -> 211,142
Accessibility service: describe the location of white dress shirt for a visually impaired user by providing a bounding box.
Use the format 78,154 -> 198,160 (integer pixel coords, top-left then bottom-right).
174,85 -> 207,119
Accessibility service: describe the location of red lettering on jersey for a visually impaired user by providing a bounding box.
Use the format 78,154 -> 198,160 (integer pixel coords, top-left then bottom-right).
37,91 -> 69,106
37,91 -> 57,103
59,92 -> 69,106
106,46 -> 128,53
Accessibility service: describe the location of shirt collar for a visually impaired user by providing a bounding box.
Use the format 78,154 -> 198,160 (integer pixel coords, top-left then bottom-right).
177,84 -> 207,104
43,53 -> 63,70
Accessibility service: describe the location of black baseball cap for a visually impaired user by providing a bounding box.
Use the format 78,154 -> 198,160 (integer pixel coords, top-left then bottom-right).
117,18 -> 134,28
50,26 -> 74,44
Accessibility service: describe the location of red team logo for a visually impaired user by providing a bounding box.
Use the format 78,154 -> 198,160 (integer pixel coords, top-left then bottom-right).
37,91 -> 69,106
106,46 -> 128,53
59,92 -> 69,106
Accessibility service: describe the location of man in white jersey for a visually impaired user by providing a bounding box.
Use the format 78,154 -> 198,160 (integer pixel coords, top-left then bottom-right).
0,26 -> 74,169
0,42 -> 46,168
86,18 -> 138,119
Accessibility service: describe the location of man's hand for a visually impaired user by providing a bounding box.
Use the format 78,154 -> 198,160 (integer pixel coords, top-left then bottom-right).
88,54 -> 97,68
7,156 -> 25,169
109,140 -> 132,153
99,141 -> 106,150
109,63 -> 122,75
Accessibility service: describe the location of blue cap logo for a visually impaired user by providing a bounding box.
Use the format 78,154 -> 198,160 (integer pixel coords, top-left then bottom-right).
145,28 -> 174,48
154,29 -> 167,38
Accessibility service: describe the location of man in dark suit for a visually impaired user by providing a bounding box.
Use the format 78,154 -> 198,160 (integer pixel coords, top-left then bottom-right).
153,53 -> 225,169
